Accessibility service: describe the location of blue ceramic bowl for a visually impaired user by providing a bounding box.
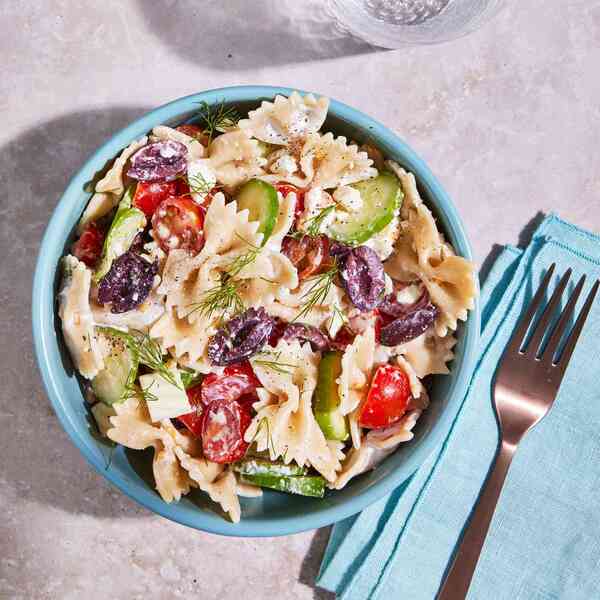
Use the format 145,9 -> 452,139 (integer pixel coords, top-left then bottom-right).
32,86 -> 480,537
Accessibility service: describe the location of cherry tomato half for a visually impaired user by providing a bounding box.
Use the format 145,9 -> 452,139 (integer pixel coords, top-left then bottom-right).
72,222 -> 105,267
151,195 -> 205,254
358,364 -> 412,429
282,234 -> 332,280
276,183 -> 305,218
177,384 -> 204,437
133,181 -> 178,217
200,362 -> 261,406
202,400 -> 252,463
176,124 -> 210,146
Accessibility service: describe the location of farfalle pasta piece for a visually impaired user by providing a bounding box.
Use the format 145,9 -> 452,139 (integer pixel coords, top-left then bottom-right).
78,136 -> 148,232
150,308 -> 215,373
395,329 -> 457,378
106,399 -> 194,502
338,326 -> 375,419
274,278 -> 348,339
366,409 -> 422,450
151,125 -> 206,161
173,448 -> 241,523
247,340 -> 342,482
58,256 -> 105,379
208,131 -> 267,188
238,91 -> 329,145
330,444 -> 376,490
385,163 -> 477,336
301,133 -> 378,189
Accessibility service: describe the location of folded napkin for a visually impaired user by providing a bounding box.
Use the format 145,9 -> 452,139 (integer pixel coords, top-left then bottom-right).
318,215 -> 600,600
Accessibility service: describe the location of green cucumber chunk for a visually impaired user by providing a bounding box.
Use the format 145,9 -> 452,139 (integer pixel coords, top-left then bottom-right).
235,179 -> 278,243
314,351 -> 349,441
240,473 -> 326,498
234,458 -> 308,477
92,327 -> 138,405
326,171 -> 402,245
180,367 -> 203,390
94,185 -> 146,282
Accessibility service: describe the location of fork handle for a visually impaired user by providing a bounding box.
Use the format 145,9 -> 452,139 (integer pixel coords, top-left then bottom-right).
437,440 -> 515,600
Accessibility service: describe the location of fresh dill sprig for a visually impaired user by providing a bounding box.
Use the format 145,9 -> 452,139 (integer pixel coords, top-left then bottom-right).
178,170 -> 218,196
251,416 -> 277,457
254,351 -> 297,375
304,205 -> 336,237
293,263 -> 339,322
196,100 -> 240,142
185,278 -> 245,320
122,378 -> 159,405
331,304 -> 349,331
127,330 -> 182,390
226,234 -> 262,278
184,236 -> 261,321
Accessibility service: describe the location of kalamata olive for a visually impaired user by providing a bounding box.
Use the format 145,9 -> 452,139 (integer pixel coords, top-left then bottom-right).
97,251 -> 158,313
208,307 -> 275,366
379,302 -> 438,346
331,244 -> 385,312
127,140 -> 188,182
379,287 -> 430,318
282,323 -> 330,351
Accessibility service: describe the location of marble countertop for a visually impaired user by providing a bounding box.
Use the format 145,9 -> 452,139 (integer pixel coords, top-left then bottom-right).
2,1 -> 599,598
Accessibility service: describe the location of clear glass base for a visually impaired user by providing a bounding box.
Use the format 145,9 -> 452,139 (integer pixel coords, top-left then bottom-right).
327,0 -> 505,47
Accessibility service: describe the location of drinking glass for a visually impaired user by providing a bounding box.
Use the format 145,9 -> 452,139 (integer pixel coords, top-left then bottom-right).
327,0 -> 505,47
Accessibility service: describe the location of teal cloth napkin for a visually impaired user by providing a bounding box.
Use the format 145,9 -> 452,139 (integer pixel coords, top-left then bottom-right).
318,215 -> 600,600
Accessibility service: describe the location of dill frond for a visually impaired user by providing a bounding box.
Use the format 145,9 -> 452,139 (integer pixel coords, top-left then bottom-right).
196,100 -> 240,142
293,263 -> 339,322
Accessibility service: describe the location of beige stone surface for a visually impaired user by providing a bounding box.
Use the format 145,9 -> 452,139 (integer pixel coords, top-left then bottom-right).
1,0 -> 599,598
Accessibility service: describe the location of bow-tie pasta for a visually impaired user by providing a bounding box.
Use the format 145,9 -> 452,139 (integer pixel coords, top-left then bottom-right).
59,92 -> 477,521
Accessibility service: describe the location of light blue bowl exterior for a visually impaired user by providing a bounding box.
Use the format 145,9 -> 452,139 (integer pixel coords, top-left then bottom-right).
32,86 -> 480,537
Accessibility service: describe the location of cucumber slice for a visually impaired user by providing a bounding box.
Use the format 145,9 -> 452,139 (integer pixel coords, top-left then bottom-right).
326,171 -> 402,245
240,473 -> 326,498
234,458 -> 308,477
94,185 -> 146,282
314,351 -> 349,441
235,179 -> 278,243
92,328 -> 138,405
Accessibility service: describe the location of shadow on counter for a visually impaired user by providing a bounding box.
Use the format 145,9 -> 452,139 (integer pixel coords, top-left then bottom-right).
0,107 -> 151,520
133,0 -> 376,70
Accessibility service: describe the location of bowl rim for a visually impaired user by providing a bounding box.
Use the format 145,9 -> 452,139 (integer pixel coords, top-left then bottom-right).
32,85 -> 480,537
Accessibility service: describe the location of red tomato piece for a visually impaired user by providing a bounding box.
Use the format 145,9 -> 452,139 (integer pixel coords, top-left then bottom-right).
330,325 -> 357,351
177,384 -> 204,437
358,364 -> 412,429
373,308 -> 395,343
276,183 -> 305,218
133,181 -> 178,217
202,400 -> 252,463
200,362 -> 260,406
151,195 -> 205,254
282,234 -> 332,280
176,124 -> 210,146
72,222 -> 105,267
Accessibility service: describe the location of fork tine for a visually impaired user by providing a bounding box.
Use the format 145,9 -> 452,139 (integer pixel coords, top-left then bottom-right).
539,275 -> 586,362
504,263 -> 556,356
555,280 -> 599,371
524,267 -> 572,356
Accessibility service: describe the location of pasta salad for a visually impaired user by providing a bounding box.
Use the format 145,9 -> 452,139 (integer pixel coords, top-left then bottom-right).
58,92 -> 477,522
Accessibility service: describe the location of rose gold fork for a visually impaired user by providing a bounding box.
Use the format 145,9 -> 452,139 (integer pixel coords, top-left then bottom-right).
437,264 -> 599,600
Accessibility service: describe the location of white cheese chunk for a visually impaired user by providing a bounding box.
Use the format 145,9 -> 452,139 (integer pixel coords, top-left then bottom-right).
139,369 -> 191,423
187,159 -> 216,203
